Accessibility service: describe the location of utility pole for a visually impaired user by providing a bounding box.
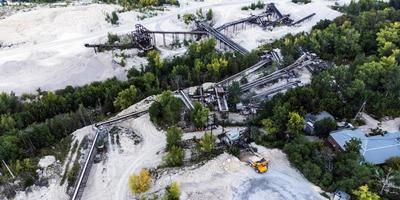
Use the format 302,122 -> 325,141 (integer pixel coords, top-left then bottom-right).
353,101 -> 367,121
2,160 -> 15,179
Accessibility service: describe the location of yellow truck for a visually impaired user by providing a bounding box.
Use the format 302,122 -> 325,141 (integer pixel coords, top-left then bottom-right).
249,157 -> 269,173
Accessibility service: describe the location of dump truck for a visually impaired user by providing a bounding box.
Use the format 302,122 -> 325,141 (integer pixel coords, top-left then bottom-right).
249,156 -> 269,173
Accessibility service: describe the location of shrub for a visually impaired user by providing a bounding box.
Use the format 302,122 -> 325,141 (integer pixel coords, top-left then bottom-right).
166,126 -> 183,151
182,13 -> 196,25
113,85 -> 138,109
385,157 -> 400,171
163,146 -> 184,167
199,132 -> 216,155
106,11 -> 119,25
352,185 -> 380,200
313,118 -> 337,138
163,182 -> 180,200
190,102 -> 209,128
129,169 -> 152,195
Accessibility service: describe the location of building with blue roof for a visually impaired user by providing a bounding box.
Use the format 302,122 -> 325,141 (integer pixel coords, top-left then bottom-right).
328,128 -> 400,165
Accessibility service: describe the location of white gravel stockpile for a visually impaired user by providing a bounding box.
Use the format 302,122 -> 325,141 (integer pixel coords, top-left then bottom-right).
151,146 -> 325,200
38,155 -> 56,169
82,114 -> 166,200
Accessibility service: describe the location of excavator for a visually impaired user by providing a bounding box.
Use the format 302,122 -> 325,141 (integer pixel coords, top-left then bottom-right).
249,156 -> 269,173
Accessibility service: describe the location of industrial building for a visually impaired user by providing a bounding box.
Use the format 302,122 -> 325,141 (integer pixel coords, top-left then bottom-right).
328,128 -> 400,165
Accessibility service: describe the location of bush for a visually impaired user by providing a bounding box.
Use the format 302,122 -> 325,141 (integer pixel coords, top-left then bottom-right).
292,0 -> 312,4
228,146 -> 240,157
385,157 -> 400,171
390,0 -> 400,9
163,146 -> 184,167
182,13 -> 196,25
198,132 -> 216,155
206,9 -> 213,21
107,33 -> 121,45
106,11 -> 119,25
166,126 -> 183,151
190,102 -> 209,128
241,1 -> 265,10
113,85 -> 138,109
129,169 -> 152,195
163,182 -> 180,200
149,91 -> 182,127
352,185 -> 380,200
313,118 -> 337,138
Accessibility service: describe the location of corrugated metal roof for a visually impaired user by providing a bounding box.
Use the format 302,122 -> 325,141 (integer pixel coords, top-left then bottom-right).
330,129 -> 400,164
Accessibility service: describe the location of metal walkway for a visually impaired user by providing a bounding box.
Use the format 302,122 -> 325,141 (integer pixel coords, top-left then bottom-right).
95,109 -> 149,127
145,30 -> 207,35
215,15 -> 263,31
251,81 -> 301,100
291,13 -> 316,26
176,89 -> 195,110
240,53 -> 311,92
214,87 -> 229,112
197,21 -> 249,55
217,58 -> 270,87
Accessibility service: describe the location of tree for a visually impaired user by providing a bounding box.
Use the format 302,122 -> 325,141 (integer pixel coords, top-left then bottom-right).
172,65 -> 191,86
191,103 -> 209,128
206,57 -> 228,81
261,118 -> 278,136
0,135 -> 20,161
0,114 -> 16,132
163,182 -> 181,200
163,146 -> 184,167
385,157 -> 400,171
182,13 -> 196,25
199,132 -> 216,155
139,0 -> 158,7
309,21 -> 361,61
287,112 -> 304,138
106,11 -> 119,25
374,168 -> 399,195
26,123 -> 55,149
113,85 -> 137,109
206,9 -> 213,21
129,169 -> 152,195
272,104 -> 290,134
313,118 -> 337,138
149,91 -> 183,127
344,138 -> 362,153
147,50 -> 163,69
352,185 -> 380,200
166,126 -> 182,151
227,82 -> 241,109
390,0 -> 400,9
0,92 -> 19,114
376,22 -> 400,57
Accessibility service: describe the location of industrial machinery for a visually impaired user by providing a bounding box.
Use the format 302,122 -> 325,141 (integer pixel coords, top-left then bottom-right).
218,128 -> 250,147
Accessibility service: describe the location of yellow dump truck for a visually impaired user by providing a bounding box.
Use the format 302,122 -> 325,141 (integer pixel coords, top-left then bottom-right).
249,157 -> 269,173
